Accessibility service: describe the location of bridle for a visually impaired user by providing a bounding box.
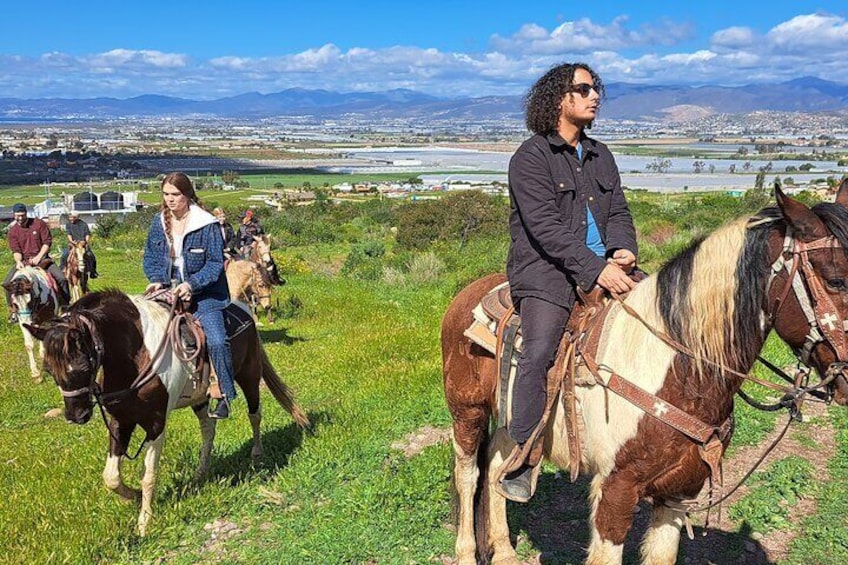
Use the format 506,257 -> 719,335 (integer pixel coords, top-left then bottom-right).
764,224 -> 848,399
56,314 -> 104,400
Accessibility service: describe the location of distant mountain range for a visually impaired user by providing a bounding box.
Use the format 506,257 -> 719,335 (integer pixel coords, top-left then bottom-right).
2,77 -> 847,122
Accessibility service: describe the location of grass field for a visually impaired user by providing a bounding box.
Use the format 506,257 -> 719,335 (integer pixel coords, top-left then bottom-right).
0,188 -> 846,564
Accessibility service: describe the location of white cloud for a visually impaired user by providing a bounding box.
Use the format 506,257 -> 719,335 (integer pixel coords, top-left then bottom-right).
767,13 -> 848,52
89,49 -> 189,68
3,13 -> 848,99
711,26 -> 755,50
489,16 -> 695,54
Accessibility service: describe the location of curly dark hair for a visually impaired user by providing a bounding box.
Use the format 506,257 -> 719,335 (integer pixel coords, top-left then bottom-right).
524,62 -> 605,135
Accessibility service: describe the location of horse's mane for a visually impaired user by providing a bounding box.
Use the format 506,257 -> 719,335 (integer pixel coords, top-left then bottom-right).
653,202 -> 848,381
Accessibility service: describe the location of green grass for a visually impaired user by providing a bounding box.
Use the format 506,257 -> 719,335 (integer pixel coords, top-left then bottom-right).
1,188 -> 847,564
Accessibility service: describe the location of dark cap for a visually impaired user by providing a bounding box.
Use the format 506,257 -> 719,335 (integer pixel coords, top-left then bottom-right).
12,203 -> 26,214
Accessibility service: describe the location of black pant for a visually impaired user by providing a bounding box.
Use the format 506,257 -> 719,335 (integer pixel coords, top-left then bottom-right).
508,296 -> 571,444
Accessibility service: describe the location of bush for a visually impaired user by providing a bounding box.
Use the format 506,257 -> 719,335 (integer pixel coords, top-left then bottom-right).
94,215 -> 121,239
341,239 -> 386,280
407,252 -> 445,285
394,190 -> 507,251
274,253 -> 310,275
278,293 -> 304,319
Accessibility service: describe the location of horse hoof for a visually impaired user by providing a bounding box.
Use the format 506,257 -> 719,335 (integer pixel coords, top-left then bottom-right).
32,376 -> 43,384
115,487 -> 142,502
491,555 -> 521,565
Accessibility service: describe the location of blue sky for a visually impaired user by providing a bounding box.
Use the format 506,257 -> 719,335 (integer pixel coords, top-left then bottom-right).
1,1 -> 846,99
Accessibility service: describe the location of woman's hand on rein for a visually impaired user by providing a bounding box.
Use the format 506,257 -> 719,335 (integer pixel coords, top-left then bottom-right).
173,282 -> 192,302
145,282 -> 163,294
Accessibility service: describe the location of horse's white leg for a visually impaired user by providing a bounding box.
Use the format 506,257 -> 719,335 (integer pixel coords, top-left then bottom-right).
249,405 -> 263,460
488,428 -> 521,565
21,326 -> 41,381
640,504 -> 684,565
102,454 -> 141,501
193,405 -> 217,482
587,475 -> 624,565
138,433 -> 166,537
452,435 -> 479,565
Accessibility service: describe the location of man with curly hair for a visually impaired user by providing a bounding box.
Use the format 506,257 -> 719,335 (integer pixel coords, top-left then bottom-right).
499,62 -> 639,502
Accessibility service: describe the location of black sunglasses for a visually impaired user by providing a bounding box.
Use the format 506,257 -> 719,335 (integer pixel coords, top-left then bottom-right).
569,83 -> 599,98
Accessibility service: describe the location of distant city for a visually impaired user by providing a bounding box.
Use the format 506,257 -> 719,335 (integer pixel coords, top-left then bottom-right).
1,79 -> 847,197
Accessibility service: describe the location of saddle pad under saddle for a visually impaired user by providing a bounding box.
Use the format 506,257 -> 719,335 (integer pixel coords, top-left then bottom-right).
223,302 -> 254,339
463,282 -> 523,427
463,281 -> 523,358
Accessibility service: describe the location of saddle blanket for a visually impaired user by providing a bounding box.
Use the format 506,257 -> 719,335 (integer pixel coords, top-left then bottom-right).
223,302 -> 254,339
463,282 -> 523,362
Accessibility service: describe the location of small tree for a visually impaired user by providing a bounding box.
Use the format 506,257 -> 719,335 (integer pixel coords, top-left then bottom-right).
646,157 -> 672,173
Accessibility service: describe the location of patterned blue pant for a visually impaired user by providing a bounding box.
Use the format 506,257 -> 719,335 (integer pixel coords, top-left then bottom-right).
196,308 -> 237,400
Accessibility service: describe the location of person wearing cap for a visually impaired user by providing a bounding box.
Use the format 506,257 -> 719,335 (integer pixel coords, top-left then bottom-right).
212,207 -> 238,259
60,212 -> 99,278
4,203 -> 70,322
237,209 -> 264,258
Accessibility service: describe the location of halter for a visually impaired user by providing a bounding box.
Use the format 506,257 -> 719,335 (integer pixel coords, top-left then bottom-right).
766,227 -> 848,370
56,314 -> 104,399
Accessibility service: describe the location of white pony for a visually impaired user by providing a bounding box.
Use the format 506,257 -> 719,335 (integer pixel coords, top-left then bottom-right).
3,267 -> 62,380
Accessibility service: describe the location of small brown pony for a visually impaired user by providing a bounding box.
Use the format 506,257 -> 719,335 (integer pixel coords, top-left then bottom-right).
443,184 -> 848,565
226,259 -> 275,323
26,289 -> 310,536
64,241 -> 89,303
248,233 -> 284,286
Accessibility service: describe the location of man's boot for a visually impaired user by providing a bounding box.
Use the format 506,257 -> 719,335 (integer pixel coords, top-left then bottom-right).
496,439 -> 545,503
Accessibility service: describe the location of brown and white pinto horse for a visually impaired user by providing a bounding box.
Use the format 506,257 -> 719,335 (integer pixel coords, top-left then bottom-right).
443,184 -> 848,565
2,266 -> 66,381
64,241 -> 89,303
25,289 -> 310,536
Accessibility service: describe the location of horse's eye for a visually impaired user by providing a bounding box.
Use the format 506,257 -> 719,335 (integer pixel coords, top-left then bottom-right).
827,278 -> 847,291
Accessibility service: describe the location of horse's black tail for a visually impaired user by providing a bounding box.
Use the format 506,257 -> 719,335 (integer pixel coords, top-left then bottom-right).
474,424 -> 492,564
258,345 -> 310,429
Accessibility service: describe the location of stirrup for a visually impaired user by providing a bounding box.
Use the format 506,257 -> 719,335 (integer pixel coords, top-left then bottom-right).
208,397 -> 231,419
494,440 -> 544,503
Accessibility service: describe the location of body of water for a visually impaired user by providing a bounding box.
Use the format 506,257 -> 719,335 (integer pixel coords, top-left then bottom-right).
327,146 -> 845,191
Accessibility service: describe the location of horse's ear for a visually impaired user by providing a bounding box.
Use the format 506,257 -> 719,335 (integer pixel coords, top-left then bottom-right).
835,177 -> 848,208
775,183 -> 828,241
23,323 -> 47,341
